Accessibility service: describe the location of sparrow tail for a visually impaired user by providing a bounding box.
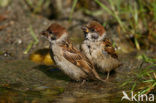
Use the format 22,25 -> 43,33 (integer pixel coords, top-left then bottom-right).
92,68 -> 105,82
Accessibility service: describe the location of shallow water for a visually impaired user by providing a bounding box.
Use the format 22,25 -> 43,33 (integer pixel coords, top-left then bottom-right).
0,57 -> 155,103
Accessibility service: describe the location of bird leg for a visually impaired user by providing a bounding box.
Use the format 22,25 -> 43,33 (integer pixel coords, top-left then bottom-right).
81,80 -> 86,85
106,72 -> 110,80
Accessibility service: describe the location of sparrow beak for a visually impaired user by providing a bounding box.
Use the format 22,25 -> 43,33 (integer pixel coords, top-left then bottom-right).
81,26 -> 89,33
41,31 -> 49,38
41,30 -> 56,41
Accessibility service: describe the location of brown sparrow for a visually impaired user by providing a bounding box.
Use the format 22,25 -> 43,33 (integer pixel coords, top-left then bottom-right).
81,21 -> 121,80
41,23 -> 105,82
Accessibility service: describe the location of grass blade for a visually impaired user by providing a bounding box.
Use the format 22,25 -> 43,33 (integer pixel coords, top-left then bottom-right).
29,25 -> 39,45
95,0 -> 125,31
69,0 -> 78,22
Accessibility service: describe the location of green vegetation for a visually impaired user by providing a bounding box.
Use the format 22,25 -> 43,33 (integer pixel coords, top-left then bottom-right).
69,0 -> 78,22
0,0 -> 10,7
24,25 -> 39,54
22,0 -> 156,50
94,0 -> 156,50
121,54 -> 156,95
23,0 -> 50,13
76,0 -> 156,50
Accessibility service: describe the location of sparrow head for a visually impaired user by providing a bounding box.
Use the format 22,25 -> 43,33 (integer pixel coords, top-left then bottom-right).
81,21 -> 106,41
41,23 -> 68,44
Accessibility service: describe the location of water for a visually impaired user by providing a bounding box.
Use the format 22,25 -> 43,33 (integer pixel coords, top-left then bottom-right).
0,56 -> 155,103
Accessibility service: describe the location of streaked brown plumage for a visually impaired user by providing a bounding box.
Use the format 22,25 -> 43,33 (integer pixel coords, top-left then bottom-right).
81,21 -> 121,80
103,38 -> 118,59
41,23 -> 105,82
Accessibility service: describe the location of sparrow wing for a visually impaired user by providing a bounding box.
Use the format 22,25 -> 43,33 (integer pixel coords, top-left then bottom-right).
62,41 -> 93,74
102,38 -> 118,59
61,41 -> 105,82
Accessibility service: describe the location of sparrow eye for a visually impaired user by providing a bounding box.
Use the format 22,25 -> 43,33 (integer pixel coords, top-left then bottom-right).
51,36 -> 56,40
91,28 -> 95,32
49,31 -> 53,34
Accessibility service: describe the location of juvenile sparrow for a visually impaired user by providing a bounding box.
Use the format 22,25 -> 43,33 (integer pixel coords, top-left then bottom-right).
41,23 -> 105,82
81,21 -> 121,80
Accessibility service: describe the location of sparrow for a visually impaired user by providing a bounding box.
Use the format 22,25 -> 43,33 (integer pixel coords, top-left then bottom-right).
81,21 -> 121,80
41,23 -> 105,82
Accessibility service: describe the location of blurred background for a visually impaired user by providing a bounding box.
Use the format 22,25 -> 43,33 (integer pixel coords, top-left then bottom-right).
0,0 -> 155,103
